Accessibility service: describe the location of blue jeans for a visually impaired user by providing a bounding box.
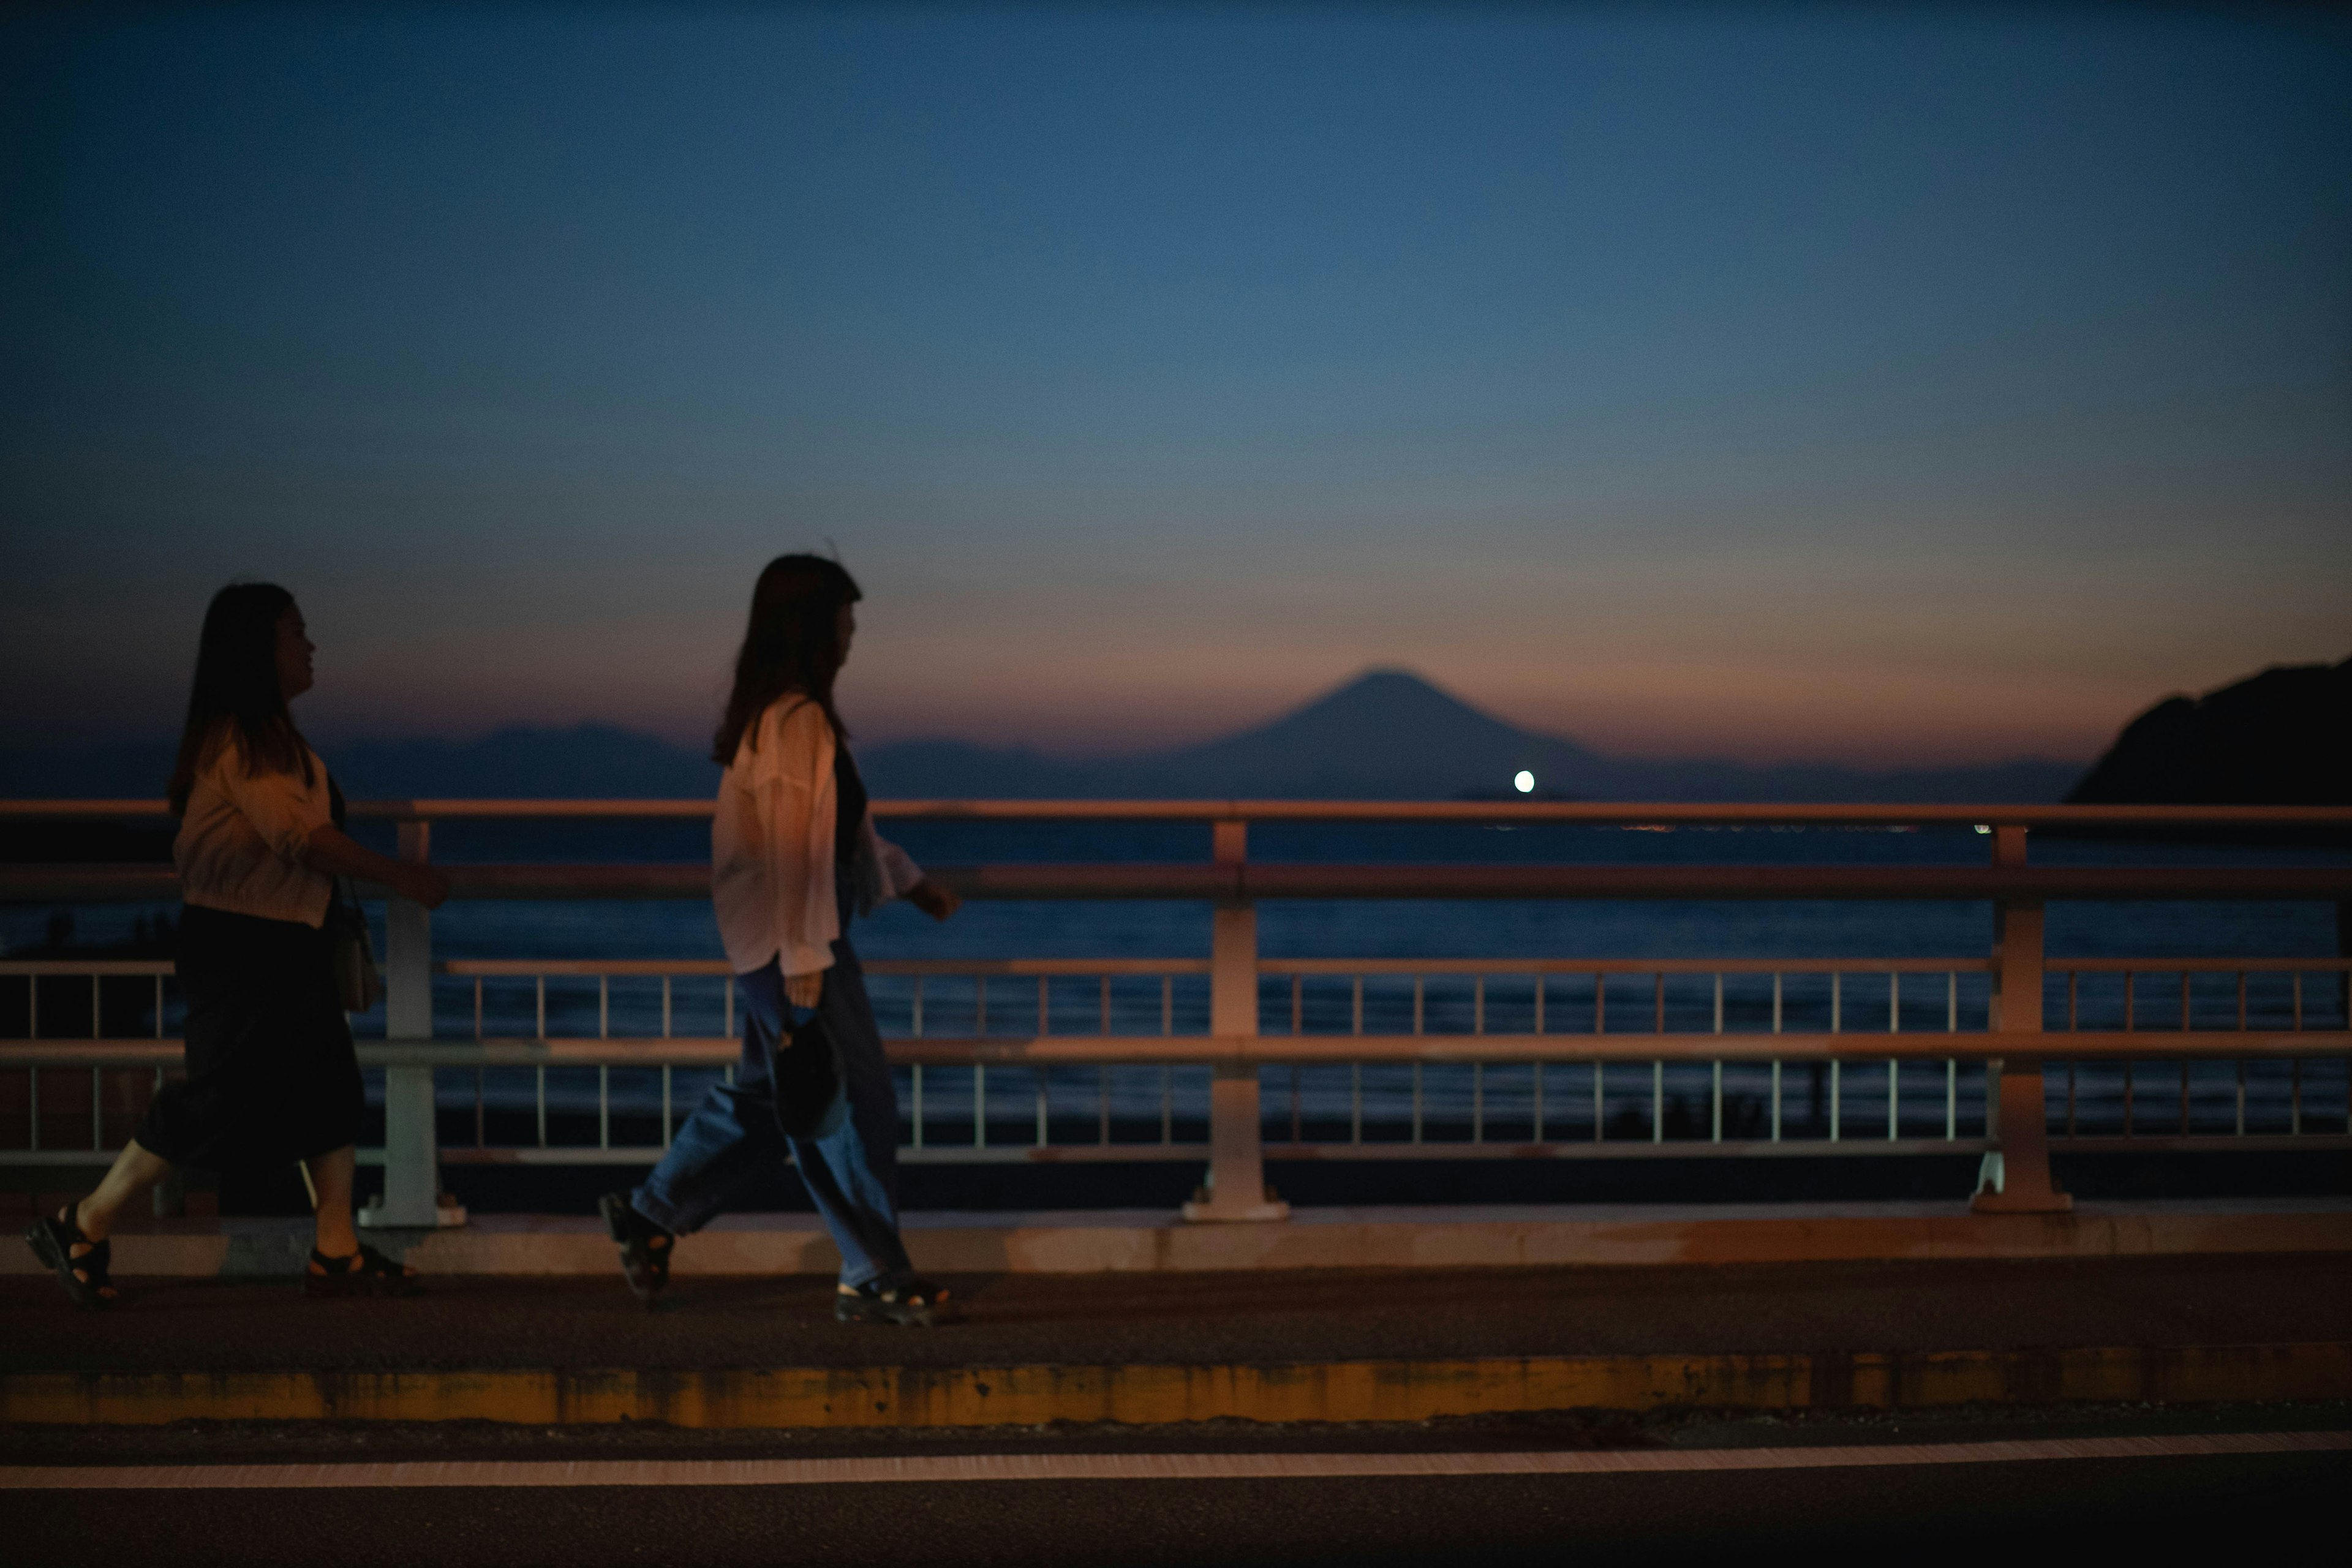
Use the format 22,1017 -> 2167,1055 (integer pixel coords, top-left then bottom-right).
630,939 -> 911,1288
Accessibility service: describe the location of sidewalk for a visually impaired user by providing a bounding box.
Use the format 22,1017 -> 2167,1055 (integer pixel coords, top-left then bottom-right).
7,1197 -> 2350,1279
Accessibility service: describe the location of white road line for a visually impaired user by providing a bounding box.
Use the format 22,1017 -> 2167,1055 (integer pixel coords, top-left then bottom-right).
2,1431 -> 2345,1490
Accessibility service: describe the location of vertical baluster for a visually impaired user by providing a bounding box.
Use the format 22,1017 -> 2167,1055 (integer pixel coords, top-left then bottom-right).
1533,1061 -> 1546,1143
1474,976 -> 1485,1036
974,1063 -> 987,1148
912,1065 -> 924,1149
1350,1061 -> 1362,1145
1945,1059 -> 1957,1140
599,976 -> 609,1040
1713,973 -> 1724,1035
1412,976 -> 1424,1036
1099,1065 -> 1110,1147
1535,973 -> 1546,1035
1035,1066 -> 1047,1147
1161,1064 -> 1173,1145
1831,972 -> 1842,1034
1596,974 -> 1607,1035
2293,973 -> 2304,1031
1593,1059 -> 1604,1143
2292,1058 -> 2303,1135
1771,973 -> 1782,1035
475,1066 -> 484,1148
1711,1060 -> 1722,1142
1292,974 -> 1302,1036
535,1066 -> 548,1148
2236,1058 -> 2246,1136
1887,1057 -> 1898,1140
2068,971 -> 2078,1031
473,978 -> 483,1041
91,973 -> 102,1040
1411,1061 -> 1423,1143
28,974 -> 36,1042
2179,971 -> 2190,1032
2236,972 -> 2246,1030
2066,1063 -> 2076,1136
2180,1060 -> 2190,1134
912,976 -> 925,1038
662,975 -> 671,1039
2124,1058 -> 2135,1137
1472,1062 -> 1483,1143
1947,972 -> 1958,1033
1351,976 -> 1363,1036
977,976 -> 988,1036
1162,975 -> 1174,1037
1770,1060 -> 1782,1141
535,976 -> 546,1041
1291,1065 -> 1302,1145
662,1064 -> 673,1148
1101,975 -> 1112,1036
1889,972 -> 1899,1033
1830,1060 -> 1841,1142
1651,1059 -> 1663,1143
1038,974 -> 1049,1038
598,1065 -> 609,1150
155,973 -> 164,1039
1653,973 -> 1664,1034
2125,971 -> 2135,1032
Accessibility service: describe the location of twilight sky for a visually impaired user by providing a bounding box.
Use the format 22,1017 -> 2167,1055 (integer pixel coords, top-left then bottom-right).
4,4 -> 2348,767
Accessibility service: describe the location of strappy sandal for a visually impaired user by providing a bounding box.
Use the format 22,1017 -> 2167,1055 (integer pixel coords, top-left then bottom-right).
24,1207 -> 115,1308
304,1243 -> 421,1298
599,1191 -> 672,1307
835,1274 -> 954,1327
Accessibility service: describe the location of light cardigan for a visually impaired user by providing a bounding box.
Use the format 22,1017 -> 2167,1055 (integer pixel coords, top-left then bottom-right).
174,731 -> 336,928
711,696 -> 925,978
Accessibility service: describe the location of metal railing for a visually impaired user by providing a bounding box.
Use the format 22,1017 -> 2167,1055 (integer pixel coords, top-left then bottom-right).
4,799 -> 2350,1223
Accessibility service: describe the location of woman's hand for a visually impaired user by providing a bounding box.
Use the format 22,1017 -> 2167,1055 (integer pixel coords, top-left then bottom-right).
905,878 -> 962,922
397,864 -> 452,911
785,971 -> 824,1009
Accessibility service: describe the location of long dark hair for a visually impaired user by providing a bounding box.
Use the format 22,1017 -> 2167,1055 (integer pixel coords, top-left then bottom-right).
712,554 -> 862,764
166,582 -> 314,815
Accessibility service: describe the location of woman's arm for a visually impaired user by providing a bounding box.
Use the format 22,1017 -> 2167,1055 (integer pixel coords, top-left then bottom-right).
304,824 -> 451,910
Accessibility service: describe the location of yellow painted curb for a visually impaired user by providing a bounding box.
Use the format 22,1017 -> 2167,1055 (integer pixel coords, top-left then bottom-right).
5,1344 -> 2347,1428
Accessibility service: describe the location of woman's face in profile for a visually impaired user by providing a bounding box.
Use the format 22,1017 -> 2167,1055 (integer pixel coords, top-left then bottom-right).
275,605 -> 316,701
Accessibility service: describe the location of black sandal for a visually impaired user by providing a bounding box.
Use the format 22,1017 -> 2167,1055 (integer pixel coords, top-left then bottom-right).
599,1191 -> 672,1307
304,1243 -> 421,1298
24,1207 -> 115,1308
835,1274 -> 954,1327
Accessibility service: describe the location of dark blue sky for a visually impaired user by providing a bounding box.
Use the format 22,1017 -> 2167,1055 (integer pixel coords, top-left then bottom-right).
5,5 -> 2347,764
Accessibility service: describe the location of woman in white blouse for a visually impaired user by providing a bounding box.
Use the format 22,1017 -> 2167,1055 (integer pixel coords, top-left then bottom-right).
602,555 -> 962,1323
24,584 -> 448,1306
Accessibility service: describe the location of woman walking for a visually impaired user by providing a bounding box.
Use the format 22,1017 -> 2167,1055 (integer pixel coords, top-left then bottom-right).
601,555 -> 962,1324
24,583 -> 449,1305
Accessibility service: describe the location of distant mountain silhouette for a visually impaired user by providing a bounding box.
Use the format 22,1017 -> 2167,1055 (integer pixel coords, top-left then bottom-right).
2,669 -> 2084,804
2067,655 -> 2350,807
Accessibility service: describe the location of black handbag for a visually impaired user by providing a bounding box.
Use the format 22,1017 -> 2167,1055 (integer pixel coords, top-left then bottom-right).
769,1003 -> 845,1139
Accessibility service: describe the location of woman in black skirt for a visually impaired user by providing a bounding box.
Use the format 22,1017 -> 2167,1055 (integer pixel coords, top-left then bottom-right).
24,583 -> 449,1305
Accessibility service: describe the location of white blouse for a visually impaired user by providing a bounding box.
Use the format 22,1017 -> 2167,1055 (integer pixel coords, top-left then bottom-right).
175,729 -> 336,928
711,696 -> 925,978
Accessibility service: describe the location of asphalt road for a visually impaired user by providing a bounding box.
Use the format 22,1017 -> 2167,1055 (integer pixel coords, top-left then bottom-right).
6,1410 -> 2345,1568
12,1253 -> 2352,1374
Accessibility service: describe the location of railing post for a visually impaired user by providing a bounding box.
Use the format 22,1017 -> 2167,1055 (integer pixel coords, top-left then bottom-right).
1184,818 -> 1288,1223
362,819 -> 463,1229
1973,823 -> 2071,1213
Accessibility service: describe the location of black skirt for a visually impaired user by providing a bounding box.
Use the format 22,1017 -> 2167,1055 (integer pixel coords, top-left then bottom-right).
135,904 -> 366,1172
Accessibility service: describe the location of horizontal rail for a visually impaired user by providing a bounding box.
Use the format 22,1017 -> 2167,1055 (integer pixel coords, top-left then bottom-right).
8,797 -> 2352,827
10,862 -> 2352,904
6,1031 -> 2346,1071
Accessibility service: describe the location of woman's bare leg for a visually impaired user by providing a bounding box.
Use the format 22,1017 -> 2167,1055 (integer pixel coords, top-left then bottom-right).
72,1139 -> 172,1243
306,1144 -> 360,1258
